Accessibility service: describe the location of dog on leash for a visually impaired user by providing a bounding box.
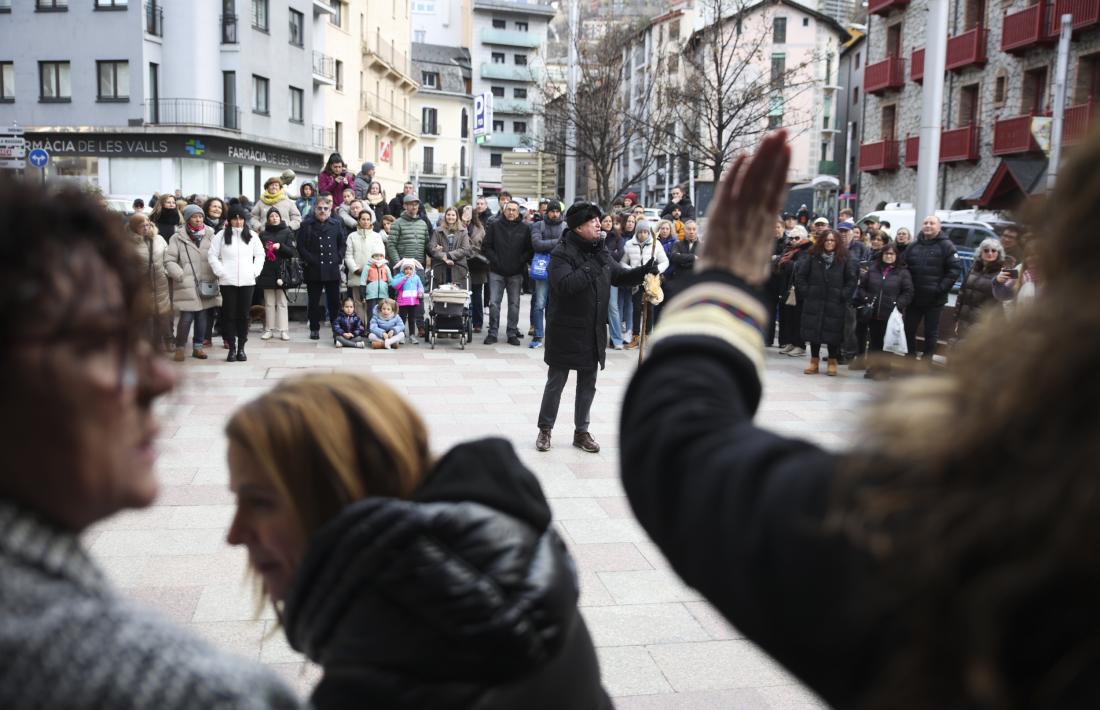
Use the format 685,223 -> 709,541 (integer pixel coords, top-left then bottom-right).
249,305 -> 266,331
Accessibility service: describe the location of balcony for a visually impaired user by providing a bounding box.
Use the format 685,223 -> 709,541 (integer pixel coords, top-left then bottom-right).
946,26 -> 988,71
220,13 -> 238,44
480,62 -> 541,82
312,51 -> 336,85
480,28 -> 542,48
993,113 -> 1041,155
865,56 -> 906,95
817,159 -> 838,175
905,135 -> 920,167
1063,99 -> 1097,143
312,124 -> 335,151
481,132 -> 530,149
144,2 -> 163,36
1001,1 -> 1055,53
1051,0 -> 1100,33
911,47 -> 924,83
360,93 -> 421,137
145,99 -> 240,132
941,123 -> 981,162
868,0 -> 910,15
362,28 -> 416,88
492,98 -> 534,114
858,139 -> 900,172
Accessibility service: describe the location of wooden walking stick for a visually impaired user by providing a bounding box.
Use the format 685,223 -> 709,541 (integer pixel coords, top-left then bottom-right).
637,235 -> 661,364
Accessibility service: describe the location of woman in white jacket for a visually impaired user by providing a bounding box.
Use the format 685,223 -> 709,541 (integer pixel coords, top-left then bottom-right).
620,220 -> 669,349
344,209 -> 387,323
208,204 -> 265,362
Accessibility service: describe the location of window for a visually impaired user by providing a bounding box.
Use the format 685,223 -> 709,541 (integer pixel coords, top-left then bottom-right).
768,94 -> 783,128
491,86 -> 505,97
38,61 -> 70,101
461,107 -> 468,137
958,83 -> 979,125
852,86 -> 859,104
423,146 -> 435,174
993,75 -> 1006,106
414,30 -> 426,43
490,153 -> 503,167
251,0 -> 268,31
668,55 -> 679,73
289,86 -> 303,122
770,54 -> 786,90
335,121 -> 342,152
95,0 -> 127,7
668,21 -> 679,40
1022,67 -> 1047,114
96,60 -> 129,101
492,52 -> 505,64
252,74 -> 269,114
460,146 -> 467,175
881,104 -> 896,140
421,71 -> 439,88
492,18 -> 506,28
223,71 -> 238,128
1075,53 -> 1100,104
0,62 -> 13,102
964,0 -> 986,31
825,54 -> 832,84
516,20 -> 528,31
422,107 -> 438,134
802,17 -> 809,26
513,120 -> 527,133
289,9 -> 304,47
514,87 -> 527,98
514,54 -> 527,66
35,0 -> 68,10
412,0 -> 435,11
0,0 -> 10,11
335,60 -> 344,91
886,23 -> 902,57
492,119 -> 504,131
773,17 -> 787,44
855,51 -> 861,69
330,0 -> 344,28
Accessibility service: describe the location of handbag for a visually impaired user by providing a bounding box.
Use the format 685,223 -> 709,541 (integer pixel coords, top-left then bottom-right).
183,241 -> 220,299
856,294 -> 878,324
530,251 -> 551,281
784,285 -> 797,306
279,256 -> 305,288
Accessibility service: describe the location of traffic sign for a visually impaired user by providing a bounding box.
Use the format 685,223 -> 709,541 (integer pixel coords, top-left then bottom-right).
0,159 -> 26,170
473,92 -> 493,137
0,136 -> 25,159
28,148 -> 49,168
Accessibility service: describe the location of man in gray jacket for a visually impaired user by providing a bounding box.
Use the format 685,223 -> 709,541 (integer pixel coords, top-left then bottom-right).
528,200 -> 564,349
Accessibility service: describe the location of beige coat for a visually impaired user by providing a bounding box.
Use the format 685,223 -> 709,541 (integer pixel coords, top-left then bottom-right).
164,226 -> 223,312
250,197 -> 302,232
131,230 -> 172,316
345,228 -> 388,276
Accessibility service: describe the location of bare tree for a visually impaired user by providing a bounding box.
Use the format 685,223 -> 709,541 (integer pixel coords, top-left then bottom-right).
663,0 -> 824,183
536,17 -> 670,209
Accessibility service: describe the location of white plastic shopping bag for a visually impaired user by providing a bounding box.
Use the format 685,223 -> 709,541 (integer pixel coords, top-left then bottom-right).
884,307 -> 908,356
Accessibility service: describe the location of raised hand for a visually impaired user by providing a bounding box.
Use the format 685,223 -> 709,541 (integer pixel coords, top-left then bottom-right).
697,131 -> 791,285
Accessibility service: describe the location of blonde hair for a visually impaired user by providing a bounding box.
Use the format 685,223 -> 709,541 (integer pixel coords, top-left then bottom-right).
225,374 -> 432,540
378,298 -> 397,313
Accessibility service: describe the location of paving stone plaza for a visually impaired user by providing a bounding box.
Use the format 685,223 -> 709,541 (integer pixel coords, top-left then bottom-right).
85,303 -> 874,709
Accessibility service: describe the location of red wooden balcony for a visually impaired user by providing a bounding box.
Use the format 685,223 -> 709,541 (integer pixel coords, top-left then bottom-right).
946,26 -> 989,71
941,124 -> 981,162
1062,99 -> 1097,143
993,114 -> 1041,155
1001,1 -> 1055,53
859,139 -> 900,172
904,135 -> 920,167
869,0 -> 911,15
911,48 -> 925,83
865,56 -> 906,95
1051,0 -> 1100,33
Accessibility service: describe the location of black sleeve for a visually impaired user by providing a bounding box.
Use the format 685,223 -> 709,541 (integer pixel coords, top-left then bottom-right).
939,241 -> 963,294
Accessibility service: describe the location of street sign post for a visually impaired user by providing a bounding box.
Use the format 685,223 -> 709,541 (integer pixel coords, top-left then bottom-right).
28,148 -> 49,168
0,124 -> 25,170
473,92 -> 493,137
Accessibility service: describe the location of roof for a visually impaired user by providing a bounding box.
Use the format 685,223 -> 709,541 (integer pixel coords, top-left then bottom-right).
840,27 -> 865,52
687,0 -> 851,46
412,43 -> 472,94
968,157 -> 1048,209
472,0 -> 557,17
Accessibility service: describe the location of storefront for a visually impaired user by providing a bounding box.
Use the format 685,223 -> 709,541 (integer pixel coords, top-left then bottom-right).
22,130 -> 323,202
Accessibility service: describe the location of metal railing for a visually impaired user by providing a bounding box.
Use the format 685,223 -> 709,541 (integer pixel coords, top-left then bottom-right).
220,13 -> 238,44
362,28 -> 413,80
312,51 -> 335,81
312,124 -> 335,150
144,1 -> 162,36
360,93 -> 420,135
145,98 -> 241,131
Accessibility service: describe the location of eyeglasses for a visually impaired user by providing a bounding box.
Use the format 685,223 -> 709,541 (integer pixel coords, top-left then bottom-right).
981,248 -> 998,253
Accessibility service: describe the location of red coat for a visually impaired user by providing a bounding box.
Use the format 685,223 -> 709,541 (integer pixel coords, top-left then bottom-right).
317,171 -> 355,206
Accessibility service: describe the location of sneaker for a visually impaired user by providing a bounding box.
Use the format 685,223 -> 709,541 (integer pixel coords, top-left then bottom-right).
535,428 -> 552,452
611,343 -> 624,350
483,335 -> 498,345
260,330 -> 273,340
779,344 -> 794,354
280,331 -> 290,341
335,341 -> 343,348
356,341 -> 366,348
409,335 -> 419,345
309,330 -> 320,340
572,431 -> 600,453
372,340 -> 384,350
528,339 -> 543,349
507,336 -> 522,346
787,347 -> 806,357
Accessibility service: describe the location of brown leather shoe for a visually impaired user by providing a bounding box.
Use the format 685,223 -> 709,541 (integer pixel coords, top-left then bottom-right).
191,348 -> 208,360
173,349 -> 186,362
624,335 -> 640,350
573,431 -> 600,453
536,428 -> 552,452
826,358 -> 839,376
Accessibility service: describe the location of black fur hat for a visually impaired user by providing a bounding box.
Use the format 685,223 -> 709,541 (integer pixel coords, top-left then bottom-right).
566,202 -> 602,230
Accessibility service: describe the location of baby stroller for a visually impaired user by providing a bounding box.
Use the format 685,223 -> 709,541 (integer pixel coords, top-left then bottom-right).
425,272 -> 473,349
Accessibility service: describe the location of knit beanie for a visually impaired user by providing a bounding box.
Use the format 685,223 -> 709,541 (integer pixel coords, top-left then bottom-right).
228,204 -> 250,223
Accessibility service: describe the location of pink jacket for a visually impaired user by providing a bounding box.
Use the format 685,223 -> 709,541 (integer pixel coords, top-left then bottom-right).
317,171 -> 354,206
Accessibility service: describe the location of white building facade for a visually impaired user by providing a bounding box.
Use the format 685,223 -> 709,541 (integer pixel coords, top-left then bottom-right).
411,43 -> 473,208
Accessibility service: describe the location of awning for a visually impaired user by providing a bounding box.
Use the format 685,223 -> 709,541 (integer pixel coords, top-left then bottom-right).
477,181 -> 502,189
967,157 -> 1047,209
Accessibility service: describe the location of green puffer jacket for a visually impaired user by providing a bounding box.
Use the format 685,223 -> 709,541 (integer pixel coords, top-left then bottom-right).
386,213 -> 430,266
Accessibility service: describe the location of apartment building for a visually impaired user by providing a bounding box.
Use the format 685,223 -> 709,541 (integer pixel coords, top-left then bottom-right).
0,0 -> 327,199
835,30 -> 866,210
858,0 -> 1100,211
411,42 -> 473,208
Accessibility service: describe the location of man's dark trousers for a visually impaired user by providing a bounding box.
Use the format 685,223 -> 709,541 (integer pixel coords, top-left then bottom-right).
537,367 -> 597,433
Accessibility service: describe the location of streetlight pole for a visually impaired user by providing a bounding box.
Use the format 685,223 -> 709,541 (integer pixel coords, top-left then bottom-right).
1047,14 -> 1072,190
564,0 -> 578,204
915,0 -> 948,223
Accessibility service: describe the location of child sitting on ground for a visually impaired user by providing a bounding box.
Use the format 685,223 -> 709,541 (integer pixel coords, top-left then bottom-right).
332,298 -> 366,348
391,260 -> 424,345
369,298 -> 405,349
360,251 -> 391,317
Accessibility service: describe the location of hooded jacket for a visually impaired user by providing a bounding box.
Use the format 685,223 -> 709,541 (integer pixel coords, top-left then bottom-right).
530,216 -> 565,254
484,216 -> 533,277
131,228 -> 171,316
282,438 -> 610,710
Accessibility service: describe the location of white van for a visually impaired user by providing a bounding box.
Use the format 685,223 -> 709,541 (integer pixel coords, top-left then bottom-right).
858,203 -> 1009,237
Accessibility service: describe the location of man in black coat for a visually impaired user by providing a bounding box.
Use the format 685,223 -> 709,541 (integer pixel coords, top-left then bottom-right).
483,201 -> 533,346
659,185 -> 696,221
535,203 -> 656,453
296,199 -> 347,339
902,215 -> 962,360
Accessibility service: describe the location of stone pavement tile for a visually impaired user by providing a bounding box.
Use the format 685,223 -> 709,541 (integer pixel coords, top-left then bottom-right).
627,540 -> 671,570
596,646 -> 674,697
547,497 -> 610,520
560,518 -> 650,544
127,585 -> 203,624
614,687 -> 771,709
156,484 -> 235,506
91,506 -> 175,531
683,601 -> 744,640
260,621 -> 307,663
192,580 -> 275,622
596,496 -> 634,519
89,527 -> 228,557
567,462 -> 617,479
155,466 -> 200,485
266,662 -> 323,698
191,465 -> 232,485
565,542 -> 653,572
648,640 -> 799,692
754,683 -> 829,709
597,569 -> 703,605
167,504 -> 236,529
582,603 -> 710,647
577,570 -> 616,607
189,620 -> 267,660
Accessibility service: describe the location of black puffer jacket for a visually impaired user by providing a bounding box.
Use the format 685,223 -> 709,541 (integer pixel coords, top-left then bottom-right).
283,438 -> 610,710
255,222 -> 299,290
903,232 -> 962,306
795,254 -> 857,345
954,259 -> 1002,334
858,260 -> 914,321
546,230 -> 646,370
484,216 -> 533,277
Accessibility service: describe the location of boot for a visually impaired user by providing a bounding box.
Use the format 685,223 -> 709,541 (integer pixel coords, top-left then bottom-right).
573,431 -> 600,453
849,354 -> 867,371
236,339 -> 248,362
173,348 -> 186,362
803,357 -> 819,375
226,338 -> 237,362
624,334 -> 640,350
191,348 -> 208,360
535,428 -> 552,452
826,358 -> 838,376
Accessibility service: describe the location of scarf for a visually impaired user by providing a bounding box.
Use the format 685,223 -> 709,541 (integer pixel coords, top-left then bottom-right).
822,252 -> 836,267
366,193 -> 385,206
260,189 -> 287,206
264,240 -> 277,262
186,223 -> 206,245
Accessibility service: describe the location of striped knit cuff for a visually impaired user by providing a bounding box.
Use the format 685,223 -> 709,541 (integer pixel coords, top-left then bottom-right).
649,280 -> 767,382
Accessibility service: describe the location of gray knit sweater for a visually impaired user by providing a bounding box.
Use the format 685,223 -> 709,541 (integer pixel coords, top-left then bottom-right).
0,500 -> 306,709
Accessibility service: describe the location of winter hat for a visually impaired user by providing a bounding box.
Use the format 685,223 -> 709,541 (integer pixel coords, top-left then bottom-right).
228,204 -> 250,223
545,198 -> 561,214
182,204 -> 204,222
361,161 -> 375,173
566,202 -> 602,230
624,192 -> 639,203
403,193 -> 420,204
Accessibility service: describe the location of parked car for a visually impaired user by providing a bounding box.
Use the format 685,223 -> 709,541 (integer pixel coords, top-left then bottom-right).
642,207 -> 662,223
